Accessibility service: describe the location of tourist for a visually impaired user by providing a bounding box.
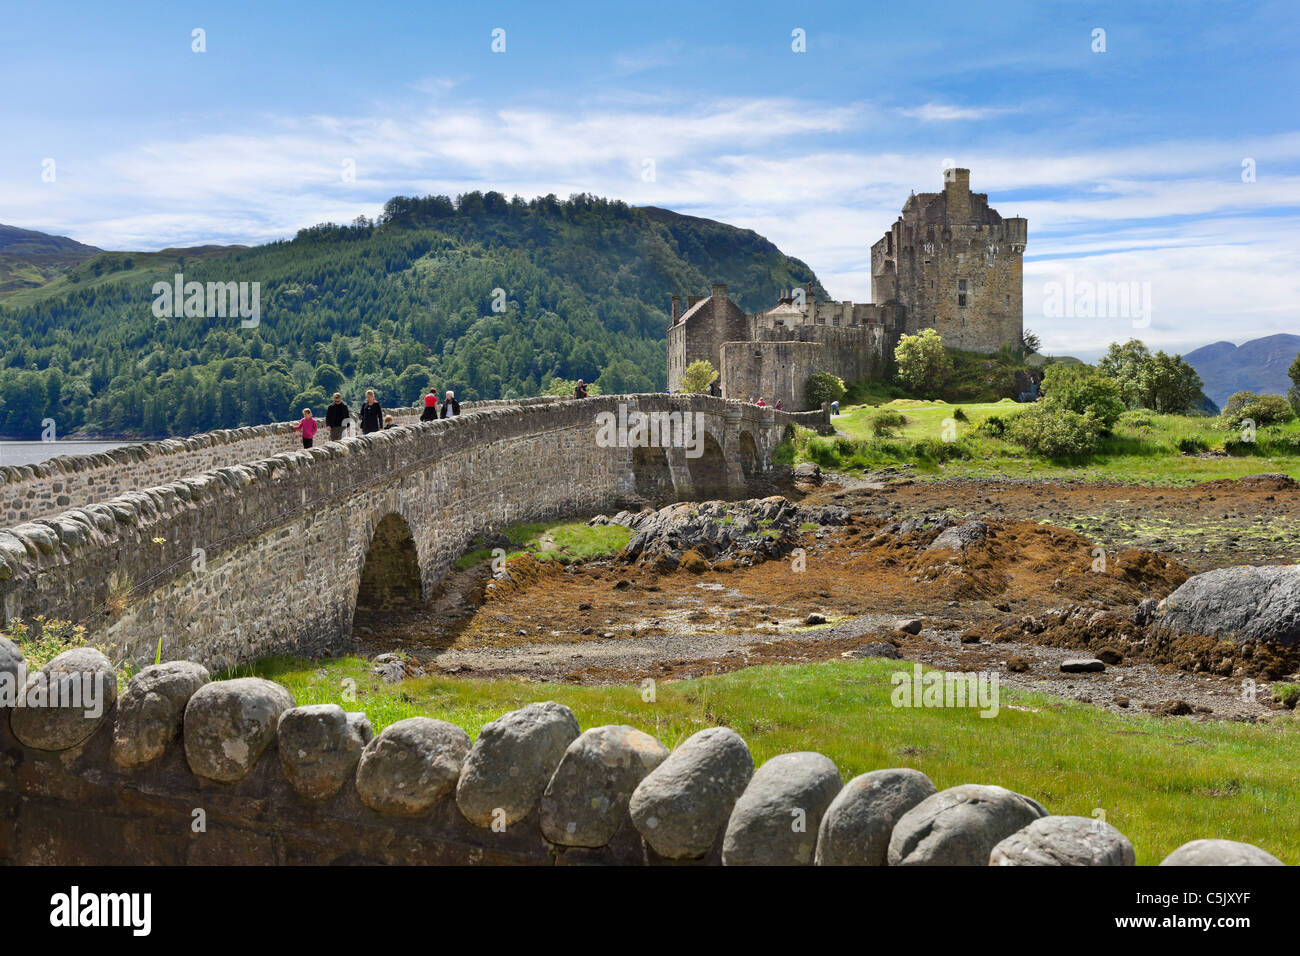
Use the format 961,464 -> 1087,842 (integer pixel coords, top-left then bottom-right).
324,393 -> 350,441
756,397 -> 767,407
831,400 -> 840,416
774,399 -> 783,410
383,414 -> 395,429
291,408 -> 318,449
440,390 -> 461,418
574,379 -> 588,399
359,389 -> 384,434
708,381 -> 722,398
420,387 -> 439,422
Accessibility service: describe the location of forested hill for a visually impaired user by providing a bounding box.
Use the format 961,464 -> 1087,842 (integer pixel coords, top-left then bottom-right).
0,193 -> 826,438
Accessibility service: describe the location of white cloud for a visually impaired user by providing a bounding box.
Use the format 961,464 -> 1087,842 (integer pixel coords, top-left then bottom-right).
4,94 -> 1297,355
897,101 -> 1016,122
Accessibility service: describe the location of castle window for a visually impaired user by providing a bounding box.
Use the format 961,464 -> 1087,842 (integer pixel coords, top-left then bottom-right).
958,295 -> 967,307
958,279 -> 968,291
1006,295 -> 1010,306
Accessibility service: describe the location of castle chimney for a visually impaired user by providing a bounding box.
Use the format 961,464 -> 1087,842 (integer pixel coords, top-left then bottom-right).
944,167 -> 971,222
671,295 -> 680,321
711,283 -> 727,301
805,281 -> 813,307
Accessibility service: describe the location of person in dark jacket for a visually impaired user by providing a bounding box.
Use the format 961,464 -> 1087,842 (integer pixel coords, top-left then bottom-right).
440,390 -> 461,418
573,379 -> 588,399
324,393 -> 350,441
359,390 -> 384,434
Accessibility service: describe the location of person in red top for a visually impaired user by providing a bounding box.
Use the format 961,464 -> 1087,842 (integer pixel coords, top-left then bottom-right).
420,387 -> 439,422
291,408 -> 319,448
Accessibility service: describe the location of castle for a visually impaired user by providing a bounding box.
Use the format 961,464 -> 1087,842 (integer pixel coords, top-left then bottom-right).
666,169 -> 1027,409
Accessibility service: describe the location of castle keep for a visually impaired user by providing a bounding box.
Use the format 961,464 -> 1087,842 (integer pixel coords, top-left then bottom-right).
666,169 -> 1027,409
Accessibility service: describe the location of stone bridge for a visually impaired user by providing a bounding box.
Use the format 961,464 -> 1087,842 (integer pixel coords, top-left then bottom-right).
0,395 -> 826,671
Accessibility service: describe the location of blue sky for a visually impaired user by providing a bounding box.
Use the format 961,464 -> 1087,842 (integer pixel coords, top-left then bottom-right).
3,0 -> 1298,357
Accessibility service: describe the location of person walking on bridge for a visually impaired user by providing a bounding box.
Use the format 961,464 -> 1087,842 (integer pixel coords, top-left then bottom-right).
440,390 -> 461,419
420,387 -> 439,422
359,390 -> 384,434
573,379 -> 588,399
325,393 -> 350,441
291,408 -> 318,449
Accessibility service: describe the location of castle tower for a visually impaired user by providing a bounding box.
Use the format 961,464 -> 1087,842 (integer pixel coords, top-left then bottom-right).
870,168 -> 1026,353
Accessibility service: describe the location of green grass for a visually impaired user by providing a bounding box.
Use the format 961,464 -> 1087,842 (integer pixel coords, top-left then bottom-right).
808,401 -> 1300,485
235,654 -> 1300,865
452,519 -> 631,570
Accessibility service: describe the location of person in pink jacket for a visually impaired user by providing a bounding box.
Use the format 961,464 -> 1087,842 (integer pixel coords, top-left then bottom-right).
291,408 -> 319,449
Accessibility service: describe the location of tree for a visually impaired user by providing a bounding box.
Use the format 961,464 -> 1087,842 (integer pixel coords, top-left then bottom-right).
1040,363 -> 1125,430
894,329 -> 952,398
596,358 -> 653,395
313,363 -> 345,394
1221,391 -> 1296,429
1098,339 -> 1203,413
1021,329 -> 1042,356
680,360 -> 718,394
805,372 -> 846,407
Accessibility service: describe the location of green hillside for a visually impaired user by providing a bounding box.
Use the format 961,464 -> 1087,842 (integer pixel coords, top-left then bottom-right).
0,193 -> 826,438
0,223 -> 104,297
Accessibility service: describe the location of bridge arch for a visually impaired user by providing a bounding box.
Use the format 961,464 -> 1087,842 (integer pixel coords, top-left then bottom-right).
354,511 -> 423,614
687,432 -> 730,499
737,430 -> 760,479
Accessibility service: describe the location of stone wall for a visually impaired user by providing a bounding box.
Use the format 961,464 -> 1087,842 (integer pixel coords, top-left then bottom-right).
0,646 -> 1281,867
0,396 -> 822,672
0,407 -> 420,527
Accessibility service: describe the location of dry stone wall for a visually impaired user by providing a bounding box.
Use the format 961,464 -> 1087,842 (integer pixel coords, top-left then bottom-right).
0,645 -> 1283,866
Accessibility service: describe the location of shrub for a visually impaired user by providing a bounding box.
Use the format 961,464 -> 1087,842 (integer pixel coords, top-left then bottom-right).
1175,436 -> 1209,454
681,360 -> 718,394
1040,363 -> 1126,430
806,372 -> 846,407
805,438 -> 841,468
1006,405 -> 1101,460
951,407 -> 968,421
976,414 -> 1008,437
871,410 -> 908,436
1121,410 -> 1154,428
893,329 -> 952,397
1221,391 -> 1296,429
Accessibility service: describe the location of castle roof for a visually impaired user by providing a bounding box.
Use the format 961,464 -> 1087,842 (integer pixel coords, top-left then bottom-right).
676,297 -> 712,324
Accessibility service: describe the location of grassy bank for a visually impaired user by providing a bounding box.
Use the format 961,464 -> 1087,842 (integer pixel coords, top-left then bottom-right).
807,400 -> 1300,484
235,654 -> 1300,865
452,520 -> 631,570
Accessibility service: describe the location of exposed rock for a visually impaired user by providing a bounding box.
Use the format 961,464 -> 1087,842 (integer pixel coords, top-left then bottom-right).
456,701 -> 580,828
896,618 -> 924,635
1061,658 -> 1105,673
9,648 -> 118,752
888,784 -> 1048,866
1156,565 -> 1300,645
277,704 -> 371,801
815,768 -> 936,866
539,725 -> 668,847
183,677 -> 295,782
793,462 -> 821,483
1160,838 -> 1283,866
355,717 -> 471,814
603,497 -> 843,570
629,727 -> 754,860
722,751 -> 842,866
841,642 -> 901,660
805,613 -> 826,626
112,661 -> 210,768
926,520 -> 990,552
989,816 -> 1135,866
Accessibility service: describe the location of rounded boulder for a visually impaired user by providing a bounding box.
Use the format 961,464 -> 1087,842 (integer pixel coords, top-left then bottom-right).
815,768 -> 937,866
629,726 -> 754,860
722,751 -> 842,866
456,701 -> 580,828
183,677 -> 295,782
355,717 -> 470,814
539,725 -> 669,848
888,784 -> 1049,866
112,661 -> 210,768
990,815 -> 1135,866
277,704 -> 372,802
9,647 -> 118,752
1160,839 -> 1283,866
